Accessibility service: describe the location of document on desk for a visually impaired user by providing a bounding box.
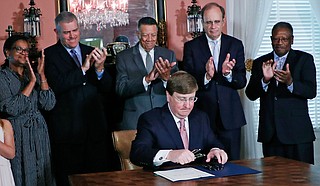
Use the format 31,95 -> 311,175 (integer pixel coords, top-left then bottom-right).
154,167 -> 215,182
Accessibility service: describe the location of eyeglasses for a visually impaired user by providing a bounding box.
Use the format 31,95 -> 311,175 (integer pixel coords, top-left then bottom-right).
173,95 -> 198,103
270,37 -> 291,43
12,46 -> 30,54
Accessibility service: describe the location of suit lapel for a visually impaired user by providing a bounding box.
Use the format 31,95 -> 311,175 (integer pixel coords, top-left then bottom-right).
154,46 -> 160,60
161,105 -> 185,149
132,43 -> 148,76
188,111 -> 200,150
56,41 -> 81,68
284,49 -> 296,71
79,43 -> 92,63
219,34 -> 229,71
199,35 -> 212,66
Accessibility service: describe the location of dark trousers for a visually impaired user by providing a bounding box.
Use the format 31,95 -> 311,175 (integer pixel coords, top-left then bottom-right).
262,135 -> 314,164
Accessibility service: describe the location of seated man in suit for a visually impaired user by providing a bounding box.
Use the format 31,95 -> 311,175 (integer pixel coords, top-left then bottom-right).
130,71 -> 228,169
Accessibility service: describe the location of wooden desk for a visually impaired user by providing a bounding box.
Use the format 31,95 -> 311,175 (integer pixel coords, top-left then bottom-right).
69,156 -> 320,186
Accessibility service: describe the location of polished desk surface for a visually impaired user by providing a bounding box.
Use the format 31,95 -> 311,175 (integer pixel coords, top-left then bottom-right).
69,156 -> 320,186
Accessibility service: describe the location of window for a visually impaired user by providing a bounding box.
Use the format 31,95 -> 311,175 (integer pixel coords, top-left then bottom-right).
255,0 -> 320,130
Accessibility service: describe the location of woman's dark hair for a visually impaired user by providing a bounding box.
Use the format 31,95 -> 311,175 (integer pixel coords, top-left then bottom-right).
2,35 -> 29,67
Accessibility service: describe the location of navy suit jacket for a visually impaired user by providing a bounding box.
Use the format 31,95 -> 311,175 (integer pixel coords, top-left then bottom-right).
183,34 -> 246,130
246,49 -> 316,144
116,43 -> 178,130
44,41 -> 113,143
130,104 -> 224,168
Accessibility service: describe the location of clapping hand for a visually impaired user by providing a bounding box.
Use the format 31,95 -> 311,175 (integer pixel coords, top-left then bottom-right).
262,59 -> 276,83
205,57 -> 215,80
274,63 -> 292,85
154,57 -> 176,81
222,53 -> 236,76
82,47 -> 108,72
25,57 -> 36,83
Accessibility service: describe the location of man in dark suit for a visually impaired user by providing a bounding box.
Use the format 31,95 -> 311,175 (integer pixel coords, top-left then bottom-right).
183,2 -> 246,160
116,17 -> 178,130
246,22 -> 316,164
44,12 -> 114,185
130,71 -> 228,168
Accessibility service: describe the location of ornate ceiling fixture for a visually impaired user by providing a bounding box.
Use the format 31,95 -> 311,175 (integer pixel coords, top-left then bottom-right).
69,0 -> 129,31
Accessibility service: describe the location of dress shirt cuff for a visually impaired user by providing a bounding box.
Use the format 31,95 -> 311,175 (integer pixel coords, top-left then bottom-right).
204,73 -> 211,85
287,82 -> 293,93
153,150 -> 171,166
261,78 -> 269,92
95,69 -> 104,80
143,76 -> 151,91
81,69 -> 86,75
223,70 -> 232,82
210,147 -> 221,151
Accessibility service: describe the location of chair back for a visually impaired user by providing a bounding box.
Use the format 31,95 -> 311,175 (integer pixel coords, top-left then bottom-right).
112,130 -> 141,170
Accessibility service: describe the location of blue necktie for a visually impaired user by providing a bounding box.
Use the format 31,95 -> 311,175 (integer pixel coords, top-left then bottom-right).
71,49 -> 81,67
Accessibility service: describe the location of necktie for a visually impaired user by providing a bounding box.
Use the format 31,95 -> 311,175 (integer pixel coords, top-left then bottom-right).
211,40 -> 219,71
179,119 -> 188,149
145,51 -> 153,73
70,49 -> 81,67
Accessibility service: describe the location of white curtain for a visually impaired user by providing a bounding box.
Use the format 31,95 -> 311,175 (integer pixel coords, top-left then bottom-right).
309,0 -> 320,23
226,0 -> 273,159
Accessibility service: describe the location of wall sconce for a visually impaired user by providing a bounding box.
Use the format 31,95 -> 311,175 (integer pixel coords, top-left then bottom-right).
23,0 -> 41,37
23,0 -> 42,65
187,0 -> 203,38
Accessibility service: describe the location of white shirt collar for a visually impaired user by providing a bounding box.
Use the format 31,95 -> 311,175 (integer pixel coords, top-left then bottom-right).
206,34 -> 222,44
64,45 -> 81,55
138,44 -> 154,55
274,51 -> 289,60
167,103 -> 189,130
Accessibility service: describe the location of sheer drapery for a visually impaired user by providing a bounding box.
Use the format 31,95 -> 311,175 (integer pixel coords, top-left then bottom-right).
226,0 -> 273,159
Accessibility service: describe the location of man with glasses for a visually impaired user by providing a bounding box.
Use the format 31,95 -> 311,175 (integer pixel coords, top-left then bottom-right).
130,71 -> 227,169
183,2 -> 246,160
246,22 -> 316,164
116,17 -> 178,130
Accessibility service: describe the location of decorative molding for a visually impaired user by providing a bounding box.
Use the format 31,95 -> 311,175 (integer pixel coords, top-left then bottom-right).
157,20 -> 167,47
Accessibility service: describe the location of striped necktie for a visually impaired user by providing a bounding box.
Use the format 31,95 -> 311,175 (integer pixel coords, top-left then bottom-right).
70,49 -> 81,67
